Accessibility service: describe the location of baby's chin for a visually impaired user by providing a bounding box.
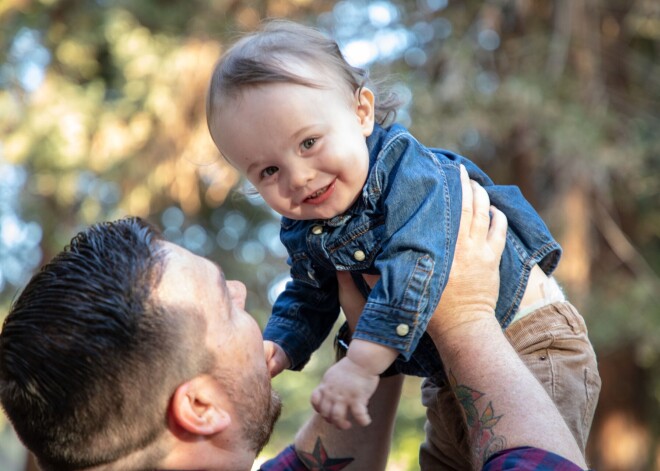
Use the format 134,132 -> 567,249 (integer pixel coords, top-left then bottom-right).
308,210 -> 342,220
283,208 -> 345,221
296,201 -> 358,221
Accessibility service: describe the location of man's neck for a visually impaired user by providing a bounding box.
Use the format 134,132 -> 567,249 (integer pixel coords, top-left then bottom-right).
157,433 -> 257,471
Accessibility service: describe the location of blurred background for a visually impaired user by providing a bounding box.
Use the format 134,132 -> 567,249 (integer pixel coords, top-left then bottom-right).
0,0 -> 658,470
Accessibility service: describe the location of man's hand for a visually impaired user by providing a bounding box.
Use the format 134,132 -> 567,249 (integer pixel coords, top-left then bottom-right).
339,165 -> 507,339
264,340 -> 291,377
427,165 -> 507,340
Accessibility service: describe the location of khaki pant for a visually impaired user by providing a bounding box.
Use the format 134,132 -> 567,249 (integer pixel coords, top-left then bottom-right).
419,302 -> 601,470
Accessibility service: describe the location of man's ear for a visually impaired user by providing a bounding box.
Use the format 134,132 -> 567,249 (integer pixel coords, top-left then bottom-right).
355,87 -> 375,137
170,375 -> 231,435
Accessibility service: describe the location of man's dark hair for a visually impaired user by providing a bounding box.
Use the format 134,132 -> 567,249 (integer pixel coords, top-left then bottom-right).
0,217 -> 207,470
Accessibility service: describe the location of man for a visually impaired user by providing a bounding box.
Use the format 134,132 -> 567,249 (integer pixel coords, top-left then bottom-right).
0,170 -> 587,470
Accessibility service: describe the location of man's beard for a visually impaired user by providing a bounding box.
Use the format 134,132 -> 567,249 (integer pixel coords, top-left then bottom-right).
246,389 -> 282,455
217,369 -> 282,455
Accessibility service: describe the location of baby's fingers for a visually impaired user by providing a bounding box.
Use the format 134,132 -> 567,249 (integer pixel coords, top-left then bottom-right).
311,389 -> 336,422
350,402 -> 372,427
310,388 -> 323,414
331,402 -> 352,430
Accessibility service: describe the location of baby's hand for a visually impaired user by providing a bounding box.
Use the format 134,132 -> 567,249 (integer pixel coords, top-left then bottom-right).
264,340 -> 290,377
310,357 -> 379,429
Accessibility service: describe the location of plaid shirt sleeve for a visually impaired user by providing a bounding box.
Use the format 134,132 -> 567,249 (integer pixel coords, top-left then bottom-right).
484,446 -> 586,471
259,444 -> 585,471
258,445 -> 307,471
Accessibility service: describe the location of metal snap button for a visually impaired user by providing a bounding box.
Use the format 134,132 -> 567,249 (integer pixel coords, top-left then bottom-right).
312,225 -> 323,235
353,250 -> 366,262
396,324 -> 409,337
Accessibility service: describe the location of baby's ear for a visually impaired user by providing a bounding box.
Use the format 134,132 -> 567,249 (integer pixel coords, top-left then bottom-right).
355,87 -> 375,136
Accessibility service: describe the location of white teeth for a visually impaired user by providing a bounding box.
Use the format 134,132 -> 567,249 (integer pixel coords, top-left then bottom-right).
308,186 -> 326,199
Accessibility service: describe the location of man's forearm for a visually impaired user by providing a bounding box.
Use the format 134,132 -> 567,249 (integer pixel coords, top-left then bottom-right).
294,374 -> 403,470
433,316 -> 587,469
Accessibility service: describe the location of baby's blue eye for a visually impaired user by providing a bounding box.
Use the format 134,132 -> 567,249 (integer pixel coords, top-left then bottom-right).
302,138 -> 316,150
261,166 -> 278,178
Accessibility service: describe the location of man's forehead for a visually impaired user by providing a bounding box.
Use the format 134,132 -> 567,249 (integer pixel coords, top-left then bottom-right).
159,241 -> 218,269
156,241 -> 228,300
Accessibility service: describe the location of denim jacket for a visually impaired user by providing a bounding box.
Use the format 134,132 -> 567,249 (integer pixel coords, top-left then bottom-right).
263,124 -> 561,377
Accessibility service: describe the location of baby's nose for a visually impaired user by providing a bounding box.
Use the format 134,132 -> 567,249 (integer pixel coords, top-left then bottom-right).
288,166 -> 315,190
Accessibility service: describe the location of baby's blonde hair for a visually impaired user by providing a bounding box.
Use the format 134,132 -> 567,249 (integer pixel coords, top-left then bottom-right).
206,19 -> 402,143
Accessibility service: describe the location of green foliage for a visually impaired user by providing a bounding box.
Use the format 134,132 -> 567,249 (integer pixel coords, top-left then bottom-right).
0,1 -> 659,470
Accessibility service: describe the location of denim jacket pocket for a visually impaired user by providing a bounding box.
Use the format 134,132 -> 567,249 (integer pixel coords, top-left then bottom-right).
326,218 -> 384,271
289,252 -> 321,288
329,238 -> 380,271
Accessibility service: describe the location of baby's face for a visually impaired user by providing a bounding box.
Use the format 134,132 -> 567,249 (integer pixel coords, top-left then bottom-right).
211,69 -> 375,220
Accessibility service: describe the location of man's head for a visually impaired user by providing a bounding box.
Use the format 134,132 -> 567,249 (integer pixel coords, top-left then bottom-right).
0,217 -> 280,470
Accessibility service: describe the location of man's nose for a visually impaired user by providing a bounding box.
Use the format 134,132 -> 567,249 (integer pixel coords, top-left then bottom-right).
227,280 -> 247,309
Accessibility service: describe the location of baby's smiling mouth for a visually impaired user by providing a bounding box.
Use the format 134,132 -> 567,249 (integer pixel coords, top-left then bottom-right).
306,186 -> 329,200
303,180 -> 336,204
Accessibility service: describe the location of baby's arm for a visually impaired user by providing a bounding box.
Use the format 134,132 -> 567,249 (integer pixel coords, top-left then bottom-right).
311,338 -> 398,429
264,261 -> 341,373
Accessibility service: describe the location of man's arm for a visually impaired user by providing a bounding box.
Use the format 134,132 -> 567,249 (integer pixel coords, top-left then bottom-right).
290,263 -> 401,469
294,373 -> 403,470
427,167 -> 587,468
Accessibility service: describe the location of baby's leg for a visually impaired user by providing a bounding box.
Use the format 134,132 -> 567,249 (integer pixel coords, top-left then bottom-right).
504,301 -> 601,453
419,376 -> 474,470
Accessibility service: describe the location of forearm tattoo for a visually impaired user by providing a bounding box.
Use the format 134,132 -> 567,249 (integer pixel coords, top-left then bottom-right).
298,437 -> 354,470
449,371 -> 507,464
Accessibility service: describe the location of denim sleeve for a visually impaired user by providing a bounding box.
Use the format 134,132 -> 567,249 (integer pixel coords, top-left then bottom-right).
353,136 -> 462,359
263,260 -> 340,371
425,147 -> 562,325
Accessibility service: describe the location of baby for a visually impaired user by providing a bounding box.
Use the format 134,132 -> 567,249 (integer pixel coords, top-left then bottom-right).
207,20 -> 600,468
